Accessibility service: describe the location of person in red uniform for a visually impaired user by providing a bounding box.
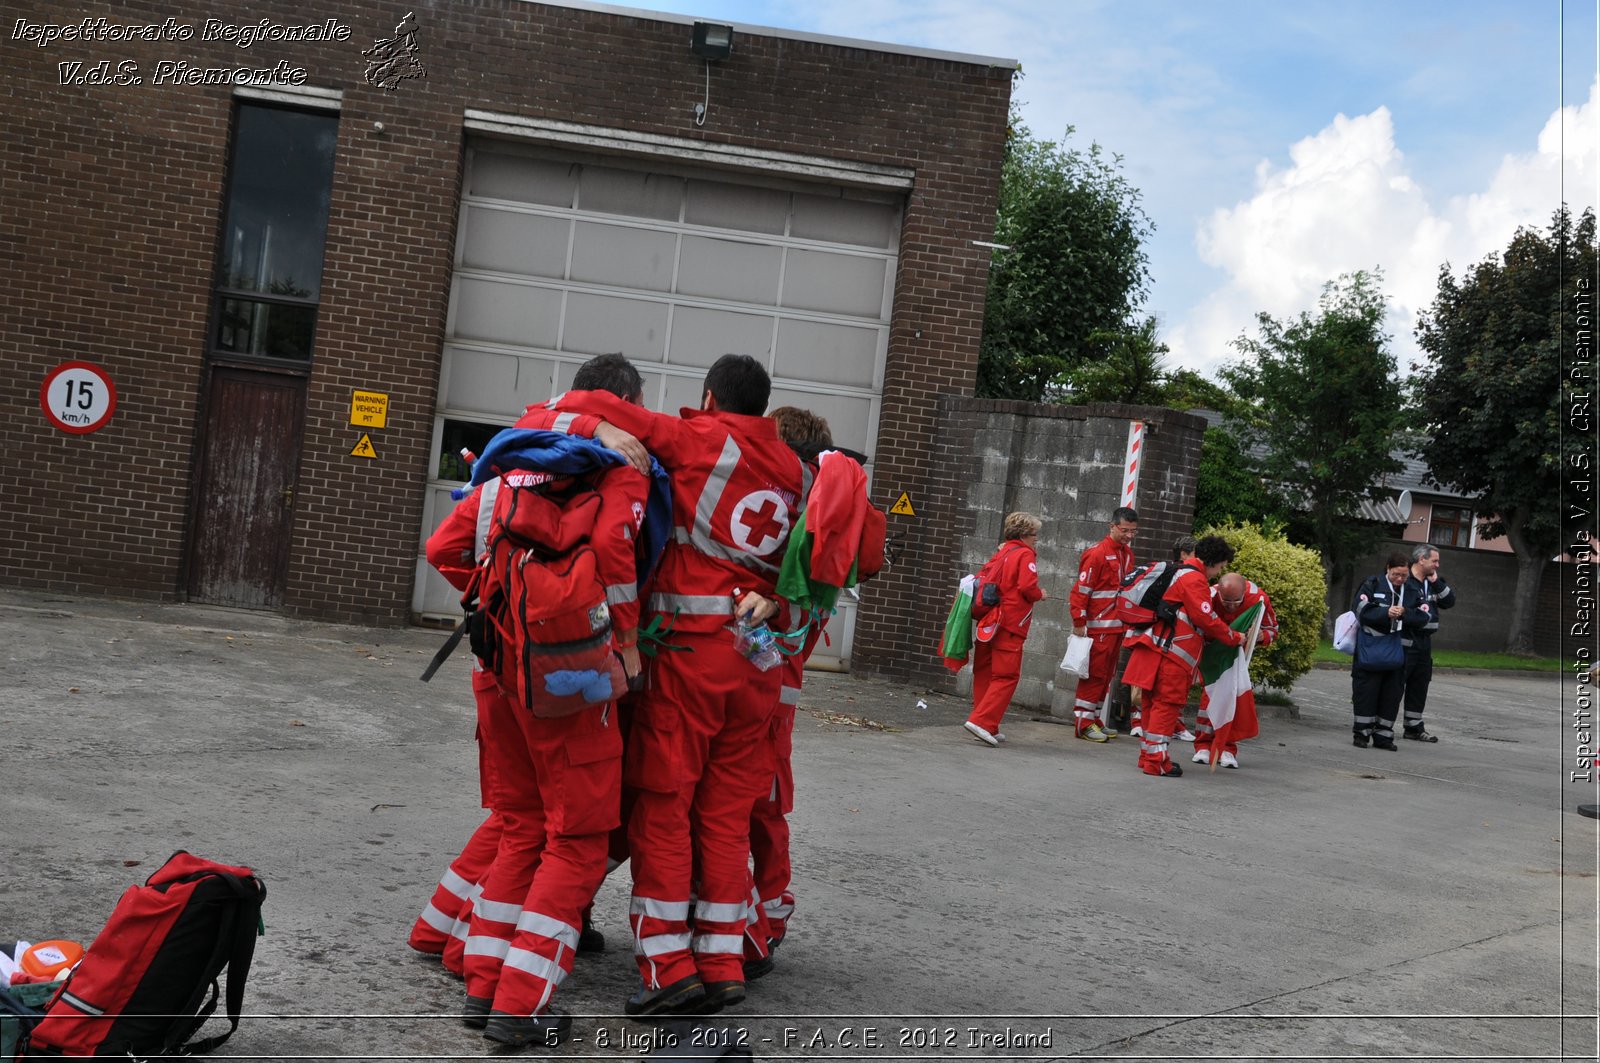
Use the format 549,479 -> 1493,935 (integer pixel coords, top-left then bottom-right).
1068,507 -> 1138,742
427,355 -> 650,1047
515,354 -> 804,1018
1119,535 -> 1243,777
748,407 -> 834,963
1192,571 -> 1279,769
963,512 -> 1045,746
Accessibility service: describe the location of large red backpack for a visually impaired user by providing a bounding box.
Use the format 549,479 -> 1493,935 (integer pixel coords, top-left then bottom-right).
463,474 -> 625,717
26,851 -> 264,1059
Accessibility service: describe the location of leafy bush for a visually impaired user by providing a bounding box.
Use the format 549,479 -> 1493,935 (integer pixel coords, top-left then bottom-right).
1200,521 -> 1326,691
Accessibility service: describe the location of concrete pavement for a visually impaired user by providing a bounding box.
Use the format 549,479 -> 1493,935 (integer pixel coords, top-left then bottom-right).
2,587 -> 1594,1060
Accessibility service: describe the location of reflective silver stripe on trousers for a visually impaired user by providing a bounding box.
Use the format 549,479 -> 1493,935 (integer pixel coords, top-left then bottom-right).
504,944 -> 568,987
691,932 -> 745,956
517,912 -> 580,951
761,897 -> 794,919
606,583 -> 638,606
631,895 -> 691,921
440,867 -> 474,900
648,593 -> 735,616
779,686 -> 801,705
474,896 -> 523,925
635,932 -> 692,957
418,903 -> 455,935
464,935 -> 512,961
694,899 -> 747,924
473,478 -> 501,560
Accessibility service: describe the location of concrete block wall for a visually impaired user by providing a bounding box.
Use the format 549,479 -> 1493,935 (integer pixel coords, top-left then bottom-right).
866,397 -> 1205,706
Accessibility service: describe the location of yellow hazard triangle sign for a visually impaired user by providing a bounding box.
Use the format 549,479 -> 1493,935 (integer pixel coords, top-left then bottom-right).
351,433 -> 378,459
889,491 -> 915,516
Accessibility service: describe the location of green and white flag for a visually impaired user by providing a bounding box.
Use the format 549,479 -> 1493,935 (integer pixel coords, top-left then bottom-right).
1197,600 -> 1265,762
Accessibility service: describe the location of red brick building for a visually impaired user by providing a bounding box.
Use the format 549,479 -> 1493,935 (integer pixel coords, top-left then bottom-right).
2,0 -> 1013,670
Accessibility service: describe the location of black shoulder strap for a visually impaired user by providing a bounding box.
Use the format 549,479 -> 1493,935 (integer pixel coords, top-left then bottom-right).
179,875 -> 263,1056
420,617 -> 469,682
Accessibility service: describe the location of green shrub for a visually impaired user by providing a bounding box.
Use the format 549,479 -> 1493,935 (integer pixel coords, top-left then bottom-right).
1199,521 -> 1326,691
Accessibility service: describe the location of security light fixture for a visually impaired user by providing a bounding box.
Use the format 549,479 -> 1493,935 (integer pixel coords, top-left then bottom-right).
691,22 -> 733,60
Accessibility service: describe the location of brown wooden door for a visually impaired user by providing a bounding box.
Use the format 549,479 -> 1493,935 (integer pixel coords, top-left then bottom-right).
187,368 -> 305,608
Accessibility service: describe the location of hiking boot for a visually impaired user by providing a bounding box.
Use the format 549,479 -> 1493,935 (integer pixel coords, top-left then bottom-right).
483,1009 -> 571,1047
1219,751 -> 1240,769
1371,735 -> 1398,751
1403,727 -> 1439,743
743,954 -> 775,981
577,921 -> 605,954
1141,760 -> 1183,778
462,994 -> 491,1030
963,720 -> 999,747
1191,748 -> 1211,765
699,980 -> 746,1014
1352,733 -> 1370,748
624,975 -> 706,1017
1077,722 -> 1112,743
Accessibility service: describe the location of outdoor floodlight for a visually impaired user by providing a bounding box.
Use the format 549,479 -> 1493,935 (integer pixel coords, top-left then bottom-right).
691,22 -> 733,60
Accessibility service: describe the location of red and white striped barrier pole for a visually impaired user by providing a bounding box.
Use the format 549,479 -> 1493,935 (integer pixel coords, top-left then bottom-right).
1120,420 -> 1145,507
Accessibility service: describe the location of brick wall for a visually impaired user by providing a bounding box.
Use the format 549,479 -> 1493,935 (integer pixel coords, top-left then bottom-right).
2,1 -> 1012,625
852,398 -> 1206,707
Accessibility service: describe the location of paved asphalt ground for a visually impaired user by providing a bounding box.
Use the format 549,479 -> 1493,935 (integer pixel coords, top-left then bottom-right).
2,587 -> 1596,1061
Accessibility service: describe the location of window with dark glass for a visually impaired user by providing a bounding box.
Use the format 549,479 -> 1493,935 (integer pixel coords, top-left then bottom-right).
438,419 -> 506,480
211,104 -> 338,361
1428,505 -> 1470,548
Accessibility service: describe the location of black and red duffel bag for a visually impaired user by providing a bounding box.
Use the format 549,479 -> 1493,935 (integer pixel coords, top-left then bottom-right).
27,851 -> 265,1058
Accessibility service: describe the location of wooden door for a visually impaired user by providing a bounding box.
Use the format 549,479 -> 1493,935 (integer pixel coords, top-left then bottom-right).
187,368 -> 305,608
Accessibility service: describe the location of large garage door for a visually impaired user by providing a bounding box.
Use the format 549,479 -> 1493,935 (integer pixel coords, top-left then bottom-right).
414,143 -> 903,670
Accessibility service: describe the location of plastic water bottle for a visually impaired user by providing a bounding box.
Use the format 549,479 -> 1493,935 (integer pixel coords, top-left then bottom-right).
731,589 -> 783,672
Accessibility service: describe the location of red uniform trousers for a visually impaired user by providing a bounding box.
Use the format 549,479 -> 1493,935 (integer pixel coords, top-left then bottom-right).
1124,645 -> 1193,774
1071,630 -> 1124,726
411,811 -> 503,968
1194,700 -> 1239,756
749,687 -> 797,948
968,630 -> 1026,733
463,670 -> 621,1017
628,633 -> 778,989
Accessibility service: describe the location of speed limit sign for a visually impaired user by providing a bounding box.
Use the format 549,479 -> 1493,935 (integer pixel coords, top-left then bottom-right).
40,361 -> 118,435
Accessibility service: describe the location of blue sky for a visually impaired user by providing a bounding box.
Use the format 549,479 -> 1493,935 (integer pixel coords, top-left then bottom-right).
608,0 -> 1599,377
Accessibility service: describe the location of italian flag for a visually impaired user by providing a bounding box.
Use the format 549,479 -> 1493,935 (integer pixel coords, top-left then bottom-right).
1197,600 -> 1265,766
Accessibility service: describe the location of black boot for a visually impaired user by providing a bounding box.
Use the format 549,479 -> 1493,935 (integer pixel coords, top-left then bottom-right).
483,1009 -> 571,1047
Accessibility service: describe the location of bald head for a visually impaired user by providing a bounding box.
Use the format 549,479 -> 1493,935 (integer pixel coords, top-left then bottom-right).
1217,572 -> 1247,608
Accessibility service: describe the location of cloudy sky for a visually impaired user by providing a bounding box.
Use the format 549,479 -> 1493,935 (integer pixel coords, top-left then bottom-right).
614,0 -> 1598,378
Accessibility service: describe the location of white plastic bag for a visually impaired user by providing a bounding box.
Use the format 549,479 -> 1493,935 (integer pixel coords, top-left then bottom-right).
1332,610 -> 1358,655
1060,633 -> 1093,678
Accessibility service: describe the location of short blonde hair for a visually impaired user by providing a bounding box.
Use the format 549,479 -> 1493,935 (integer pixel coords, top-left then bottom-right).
1002,511 -> 1042,541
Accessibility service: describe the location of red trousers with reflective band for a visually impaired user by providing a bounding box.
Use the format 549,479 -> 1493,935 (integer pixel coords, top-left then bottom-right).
1072,630 -> 1123,723
628,633 -> 778,987
968,630 -> 1024,734
1126,646 -> 1194,773
463,671 -> 620,1016
411,812 -> 503,967
749,695 -> 797,946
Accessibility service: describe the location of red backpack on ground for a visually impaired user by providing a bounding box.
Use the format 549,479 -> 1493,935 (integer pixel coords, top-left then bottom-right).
26,851 -> 264,1059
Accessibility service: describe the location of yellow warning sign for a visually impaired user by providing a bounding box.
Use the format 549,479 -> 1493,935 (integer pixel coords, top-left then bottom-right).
350,390 -> 389,429
889,491 -> 915,517
351,433 -> 378,459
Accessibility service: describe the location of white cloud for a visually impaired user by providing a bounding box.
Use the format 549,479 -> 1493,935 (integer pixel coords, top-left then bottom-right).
1172,77 -> 1600,380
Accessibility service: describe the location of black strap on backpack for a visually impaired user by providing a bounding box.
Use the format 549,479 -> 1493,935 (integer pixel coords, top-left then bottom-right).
170,872 -> 264,1056
420,619 -> 469,682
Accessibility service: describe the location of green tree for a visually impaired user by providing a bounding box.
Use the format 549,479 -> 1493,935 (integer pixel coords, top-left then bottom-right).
978,113 -> 1154,401
1193,426 -> 1288,531
1413,207 -> 1597,655
1201,521 -> 1326,691
1221,270 -> 1406,588
1048,317 -> 1242,411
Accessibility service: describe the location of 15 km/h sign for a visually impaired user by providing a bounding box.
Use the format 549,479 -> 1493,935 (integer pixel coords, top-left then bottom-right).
40,361 -> 118,435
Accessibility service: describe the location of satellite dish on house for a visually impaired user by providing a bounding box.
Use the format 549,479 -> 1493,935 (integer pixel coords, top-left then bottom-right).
1396,490 -> 1413,520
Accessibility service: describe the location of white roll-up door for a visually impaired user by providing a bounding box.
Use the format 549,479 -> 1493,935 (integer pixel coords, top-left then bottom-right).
414,143 -> 903,670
